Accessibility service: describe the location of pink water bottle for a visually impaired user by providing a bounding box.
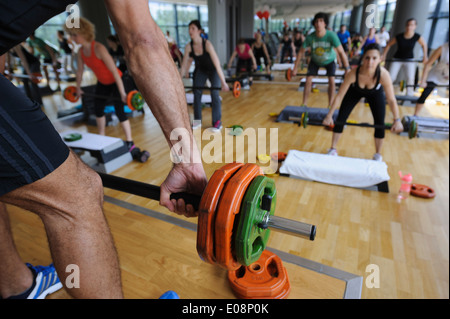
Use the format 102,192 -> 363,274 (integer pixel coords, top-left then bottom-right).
397,171 -> 413,202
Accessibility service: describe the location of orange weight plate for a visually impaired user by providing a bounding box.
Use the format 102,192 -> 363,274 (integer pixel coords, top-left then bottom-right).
285,68 -> 292,81
228,250 -> 290,299
63,86 -> 79,103
214,163 -> 263,270
31,72 -> 43,84
197,163 -> 244,265
233,81 -> 241,98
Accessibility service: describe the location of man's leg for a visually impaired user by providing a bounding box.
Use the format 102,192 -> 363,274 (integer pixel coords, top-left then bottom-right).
302,76 -> 313,105
328,76 -> 336,105
1,151 -> 123,299
0,203 -> 34,298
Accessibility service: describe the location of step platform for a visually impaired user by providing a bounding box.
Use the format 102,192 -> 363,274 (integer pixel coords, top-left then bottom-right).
60,131 -> 132,173
275,106 -> 338,124
395,95 -> 418,105
401,115 -> 449,139
298,77 -> 344,92
272,63 -> 295,71
279,150 -> 390,192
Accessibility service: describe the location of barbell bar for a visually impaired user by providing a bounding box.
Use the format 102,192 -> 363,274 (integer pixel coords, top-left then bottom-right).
289,113 -> 419,139
63,85 -> 145,111
184,80 -> 241,98
285,68 -> 345,81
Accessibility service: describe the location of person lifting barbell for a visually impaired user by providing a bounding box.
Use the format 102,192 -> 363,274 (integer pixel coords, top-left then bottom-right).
381,18 -> 428,97
180,20 -> 229,132
291,12 -> 351,106
322,43 -> 403,162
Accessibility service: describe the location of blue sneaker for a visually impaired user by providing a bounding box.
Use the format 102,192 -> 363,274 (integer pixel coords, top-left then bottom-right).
26,263 -> 63,299
159,290 -> 180,299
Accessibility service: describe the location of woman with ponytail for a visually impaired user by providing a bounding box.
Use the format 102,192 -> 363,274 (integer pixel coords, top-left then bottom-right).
323,43 -> 404,162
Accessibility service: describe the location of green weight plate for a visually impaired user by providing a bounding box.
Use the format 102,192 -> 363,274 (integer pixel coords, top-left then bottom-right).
131,92 -> 144,111
409,120 -> 418,139
229,125 -> 243,136
235,175 -> 277,266
303,111 -> 309,128
63,133 -> 82,142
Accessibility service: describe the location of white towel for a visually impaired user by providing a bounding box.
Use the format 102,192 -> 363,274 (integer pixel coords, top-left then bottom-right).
279,150 -> 390,188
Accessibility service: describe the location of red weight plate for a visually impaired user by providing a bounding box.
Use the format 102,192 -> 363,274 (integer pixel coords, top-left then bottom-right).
214,163 -> 263,270
197,163 -> 244,265
411,183 -> 436,199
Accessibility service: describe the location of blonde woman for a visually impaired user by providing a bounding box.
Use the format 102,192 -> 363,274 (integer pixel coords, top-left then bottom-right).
65,18 -> 135,149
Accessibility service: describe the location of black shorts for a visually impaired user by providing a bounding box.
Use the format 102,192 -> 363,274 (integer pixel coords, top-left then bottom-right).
417,82 -> 437,104
237,58 -> 253,73
0,0 -> 73,55
0,74 -> 70,196
307,60 -> 336,77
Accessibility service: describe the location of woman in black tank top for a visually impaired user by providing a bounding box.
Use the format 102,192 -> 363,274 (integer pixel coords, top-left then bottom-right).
180,20 -> 229,131
381,18 -> 428,96
323,43 -> 404,161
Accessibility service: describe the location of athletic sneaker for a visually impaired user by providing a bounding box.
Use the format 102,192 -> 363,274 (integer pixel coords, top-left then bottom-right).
327,148 -> 338,156
210,120 -> 222,132
26,263 -> 63,299
372,153 -> 383,162
192,121 -> 202,130
4,263 -> 63,299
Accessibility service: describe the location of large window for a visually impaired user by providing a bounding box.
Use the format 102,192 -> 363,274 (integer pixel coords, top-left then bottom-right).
149,1 -> 207,52
372,0 -> 396,32
32,12 -> 68,53
426,0 -> 449,49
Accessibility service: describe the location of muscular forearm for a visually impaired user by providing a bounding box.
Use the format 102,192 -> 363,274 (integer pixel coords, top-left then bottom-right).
0,54 -> 6,74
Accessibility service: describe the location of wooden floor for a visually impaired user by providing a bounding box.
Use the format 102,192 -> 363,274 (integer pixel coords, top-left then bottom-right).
5,69 -> 449,299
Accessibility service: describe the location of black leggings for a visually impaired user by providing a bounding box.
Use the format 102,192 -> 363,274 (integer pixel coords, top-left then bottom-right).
333,85 -> 386,139
94,81 -> 128,122
417,81 -> 437,104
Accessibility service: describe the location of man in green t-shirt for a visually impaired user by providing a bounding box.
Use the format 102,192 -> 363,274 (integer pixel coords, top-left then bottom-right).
292,12 -> 351,106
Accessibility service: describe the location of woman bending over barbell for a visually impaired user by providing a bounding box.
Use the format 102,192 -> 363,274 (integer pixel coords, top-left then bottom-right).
323,43 -> 404,162
65,17 -> 135,150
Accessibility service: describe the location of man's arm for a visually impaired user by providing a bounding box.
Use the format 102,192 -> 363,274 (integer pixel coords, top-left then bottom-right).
418,36 -> 428,64
104,0 -> 207,215
0,54 -> 5,74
